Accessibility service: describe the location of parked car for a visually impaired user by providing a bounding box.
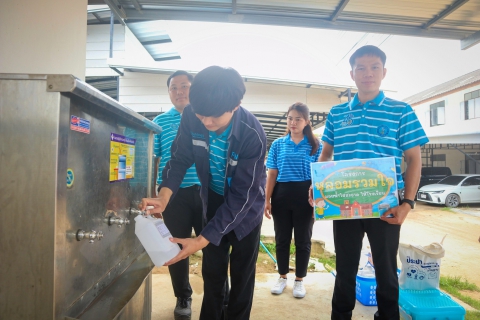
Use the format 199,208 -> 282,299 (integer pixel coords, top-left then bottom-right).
400,167 -> 452,200
418,167 -> 452,189
417,174 -> 480,208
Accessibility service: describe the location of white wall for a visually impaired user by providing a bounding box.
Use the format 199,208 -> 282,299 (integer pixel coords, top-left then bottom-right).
401,86 -> 480,174
119,71 -> 346,113
119,72 -> 170,112
0,0 -> 87,80
414,83 -> 480,144
86,25 -> 125,77
243,82 -> 343,113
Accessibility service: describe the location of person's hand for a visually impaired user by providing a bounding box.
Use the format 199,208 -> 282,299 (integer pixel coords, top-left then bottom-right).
308,185 -> 314,207
264,202 -> 272,219
380,203 -> 411,225
139,197 -> 168,218
164,236 -> 210,266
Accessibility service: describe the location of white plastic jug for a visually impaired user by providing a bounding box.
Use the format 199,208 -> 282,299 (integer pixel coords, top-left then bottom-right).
134,215 -> 180,266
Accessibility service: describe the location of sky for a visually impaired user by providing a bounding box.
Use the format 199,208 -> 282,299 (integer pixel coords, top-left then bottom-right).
126,20 -> 480,100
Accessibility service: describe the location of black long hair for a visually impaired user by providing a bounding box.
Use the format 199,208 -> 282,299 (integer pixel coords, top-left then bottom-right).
285,102 -> 320,156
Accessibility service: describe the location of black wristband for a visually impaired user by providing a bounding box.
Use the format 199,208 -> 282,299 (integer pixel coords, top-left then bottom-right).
402,198 -> 415,209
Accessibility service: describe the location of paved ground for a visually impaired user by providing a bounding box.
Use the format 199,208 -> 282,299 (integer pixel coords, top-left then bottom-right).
151,202 -> 480,319
151,273 -> 377,319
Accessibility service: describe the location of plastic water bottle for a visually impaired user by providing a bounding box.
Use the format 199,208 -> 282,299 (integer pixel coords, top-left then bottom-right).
134,215 -> 180,266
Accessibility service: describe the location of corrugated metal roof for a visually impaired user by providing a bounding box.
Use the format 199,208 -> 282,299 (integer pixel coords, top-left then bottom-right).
403,69 -> 480,105
87,7 -> 181,62
86,76 -> 119,99
107,63 -> 358,93
90,0 -> 480,49
127,21 -> 181,61
252,111 -> 327,146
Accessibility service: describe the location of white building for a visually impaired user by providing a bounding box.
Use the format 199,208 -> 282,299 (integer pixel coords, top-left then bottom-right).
404,70 -> 480,174
86,11 -> 480,170
85,21 -> 357,145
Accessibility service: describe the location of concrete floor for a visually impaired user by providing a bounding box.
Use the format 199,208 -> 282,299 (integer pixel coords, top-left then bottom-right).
152,217 -> 377,320
151,209 -> 476,319
151,272 -> 377,320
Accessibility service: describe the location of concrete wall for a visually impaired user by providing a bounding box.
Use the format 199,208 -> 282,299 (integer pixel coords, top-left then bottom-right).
0,0 -> 87,80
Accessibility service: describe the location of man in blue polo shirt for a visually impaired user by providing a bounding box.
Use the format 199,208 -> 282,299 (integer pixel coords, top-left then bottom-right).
152,70 -> 202,320
141,66 -> 267,320
317,45 -> 428,319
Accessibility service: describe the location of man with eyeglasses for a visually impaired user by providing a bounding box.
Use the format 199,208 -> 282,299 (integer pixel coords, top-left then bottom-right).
152,70 -> 202,320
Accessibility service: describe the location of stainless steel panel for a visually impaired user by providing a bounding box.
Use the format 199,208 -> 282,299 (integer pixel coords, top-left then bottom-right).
77,252 -> 153,320
0,78 -> 61,319
0,74 -> 159,320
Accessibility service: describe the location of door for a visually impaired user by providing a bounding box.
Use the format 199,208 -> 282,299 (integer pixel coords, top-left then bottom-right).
460,176 -> 480,202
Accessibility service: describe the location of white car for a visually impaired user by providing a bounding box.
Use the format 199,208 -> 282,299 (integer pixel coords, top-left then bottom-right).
417,174 -> 480,208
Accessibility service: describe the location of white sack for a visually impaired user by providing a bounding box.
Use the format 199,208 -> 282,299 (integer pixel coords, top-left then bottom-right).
398,240 -> 445,290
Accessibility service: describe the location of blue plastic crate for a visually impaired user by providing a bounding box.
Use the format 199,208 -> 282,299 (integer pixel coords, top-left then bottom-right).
399,289 -> 465,320
356,269 -> 400,306
356,274 -> 378,306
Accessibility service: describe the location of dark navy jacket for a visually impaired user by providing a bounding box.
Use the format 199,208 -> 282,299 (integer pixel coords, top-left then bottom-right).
161,105 -> 267,246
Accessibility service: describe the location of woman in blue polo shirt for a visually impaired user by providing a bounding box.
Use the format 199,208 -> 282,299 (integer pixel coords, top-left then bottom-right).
264,102 -> 322,299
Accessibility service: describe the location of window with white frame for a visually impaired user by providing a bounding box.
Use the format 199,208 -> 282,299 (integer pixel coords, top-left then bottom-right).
464,89 -> 480,120
430,101 -> 445,126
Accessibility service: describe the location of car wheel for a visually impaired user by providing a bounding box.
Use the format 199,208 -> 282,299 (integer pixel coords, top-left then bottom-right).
445,194 -> 460,208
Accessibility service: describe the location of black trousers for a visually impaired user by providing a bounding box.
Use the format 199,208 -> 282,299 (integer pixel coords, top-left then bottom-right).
271,181 -> 314,278
331,219 -> 401,320
200,189 -> 261,320
161,185 -> 203,299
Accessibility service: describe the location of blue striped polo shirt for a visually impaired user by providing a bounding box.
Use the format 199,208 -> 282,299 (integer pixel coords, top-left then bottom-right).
266,134 -> 322,182
208,123 -> 232,195
322,91 -> 429,189
152,107 -> 200,187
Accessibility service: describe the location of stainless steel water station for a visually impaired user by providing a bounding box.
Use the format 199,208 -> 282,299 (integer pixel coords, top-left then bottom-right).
0,74 -> 161,319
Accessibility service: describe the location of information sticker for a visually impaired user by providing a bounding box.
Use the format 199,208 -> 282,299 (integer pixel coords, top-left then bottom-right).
109,133 -> 135,182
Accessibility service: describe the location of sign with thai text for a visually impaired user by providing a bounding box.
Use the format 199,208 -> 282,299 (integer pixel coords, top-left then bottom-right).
311,157 -> 399,220
109,133 -> 135,182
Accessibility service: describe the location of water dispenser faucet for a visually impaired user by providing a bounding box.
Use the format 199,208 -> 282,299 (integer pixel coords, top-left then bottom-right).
104,216 -> 131,227
76,230 -> 104,243
129,205 -> 154,216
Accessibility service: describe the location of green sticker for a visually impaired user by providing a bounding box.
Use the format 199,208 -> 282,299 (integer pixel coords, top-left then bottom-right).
66,168 -> 74,188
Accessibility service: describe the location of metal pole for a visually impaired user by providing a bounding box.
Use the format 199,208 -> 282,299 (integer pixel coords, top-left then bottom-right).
116,76 -> 120,101
347,88 -> 351,101
109,12 -> 114,58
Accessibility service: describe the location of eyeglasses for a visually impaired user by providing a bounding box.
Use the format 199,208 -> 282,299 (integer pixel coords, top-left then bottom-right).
169,85 -> 191,93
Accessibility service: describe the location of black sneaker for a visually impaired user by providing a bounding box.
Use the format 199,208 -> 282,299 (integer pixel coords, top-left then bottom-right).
174,297 -> 192,320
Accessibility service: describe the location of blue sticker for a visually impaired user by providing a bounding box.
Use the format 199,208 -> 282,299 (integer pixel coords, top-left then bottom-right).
66,168 -> 74,188
377,125 -> 390,137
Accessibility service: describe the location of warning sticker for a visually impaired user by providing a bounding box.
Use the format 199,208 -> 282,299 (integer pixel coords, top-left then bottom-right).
70,115 -> 90,134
